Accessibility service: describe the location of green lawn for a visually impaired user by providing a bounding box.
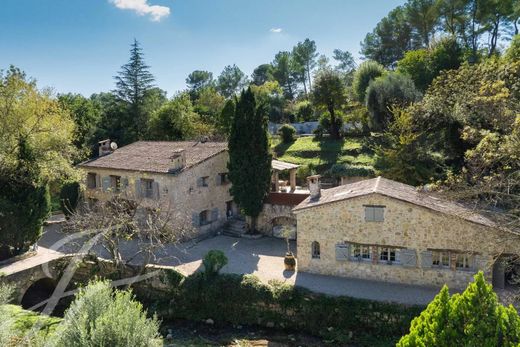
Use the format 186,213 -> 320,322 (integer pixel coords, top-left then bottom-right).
2,304 -> 62,345
272,136 -> 376,173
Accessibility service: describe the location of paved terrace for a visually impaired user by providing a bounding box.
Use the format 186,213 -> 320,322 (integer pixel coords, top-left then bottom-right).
18,223 -> 443,306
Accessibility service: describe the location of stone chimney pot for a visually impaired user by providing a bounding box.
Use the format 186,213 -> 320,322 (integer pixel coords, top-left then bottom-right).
307,175 -> 321,200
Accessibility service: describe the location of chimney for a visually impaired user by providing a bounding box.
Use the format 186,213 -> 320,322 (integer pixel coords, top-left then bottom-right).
98,139 -> 114,157
169,149 -> 186,172
307,175 -> 321,200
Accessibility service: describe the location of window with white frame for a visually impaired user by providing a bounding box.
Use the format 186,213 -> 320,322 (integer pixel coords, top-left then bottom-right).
365,205 -> 385,222
352,244 -> 371,260
311,241 -> 320,259
379,247 -> 399,263
455,253 -> 473,270
432,251 -> 451,268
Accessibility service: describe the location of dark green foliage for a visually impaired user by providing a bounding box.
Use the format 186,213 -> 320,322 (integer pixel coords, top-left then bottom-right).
186,70 -> 214,99
202,250 -> 228,278
271,51 -> 299,100
278,124 -> 296,143
59,181 -> 80,217
312,69 -> 346,139
0,139 -> 50,258
228,88 -> 272,228
112,39 -> 158,145
397,37 -> 463,92
352,61 -> 385,103
148,270 -> 423,346
251,64 -> 274,86
365,72 -> 421,130
219,99 -> 235,136
398,272 -> 520,346
327,164 -> 375,179
505,34 -> 520,61
217,65 -> 248,98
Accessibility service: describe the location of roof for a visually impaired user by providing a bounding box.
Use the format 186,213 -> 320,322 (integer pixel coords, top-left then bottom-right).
265,192 -> 309,206
272,159 -> 300,171
79,141 -> 228,174
293,176 -> 496,228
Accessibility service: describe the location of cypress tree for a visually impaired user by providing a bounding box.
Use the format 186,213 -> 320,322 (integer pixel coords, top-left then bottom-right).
228,88 -> 272,231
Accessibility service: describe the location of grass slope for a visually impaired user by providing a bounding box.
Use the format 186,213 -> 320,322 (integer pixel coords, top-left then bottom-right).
272,136 -> 376,173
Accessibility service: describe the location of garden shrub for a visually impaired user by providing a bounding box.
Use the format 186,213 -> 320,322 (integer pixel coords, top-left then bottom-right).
278,124 -> 296,143
59,181 -> 80,217
202,250 -> 228,277
145,268 -> 423,346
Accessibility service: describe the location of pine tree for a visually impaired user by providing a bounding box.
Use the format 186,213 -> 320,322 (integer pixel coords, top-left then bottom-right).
228,88 -> 272,231
113,39 -> 155,144
398,272 -> 520,346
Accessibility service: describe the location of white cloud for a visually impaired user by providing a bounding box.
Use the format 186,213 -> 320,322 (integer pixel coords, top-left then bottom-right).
270,28 -> 283,33
110,0 -> 170,22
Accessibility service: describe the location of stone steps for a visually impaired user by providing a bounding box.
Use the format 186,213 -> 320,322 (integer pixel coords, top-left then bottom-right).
223,219 -> 248,237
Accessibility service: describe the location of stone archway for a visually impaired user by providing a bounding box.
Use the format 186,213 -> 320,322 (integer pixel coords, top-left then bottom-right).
20,277 -> 57,311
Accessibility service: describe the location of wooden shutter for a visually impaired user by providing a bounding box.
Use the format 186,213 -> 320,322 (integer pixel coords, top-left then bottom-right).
400,248 -> 417,267
365,207 -> 374,221
122,177 -> 129,189
102,177 -> 111,192
135,179 -> 142,198
474,255 -> 488,272
335,243 -> 350,261
95,174 -> 101,189
192,212 -> 200,227
211,208 -> 219,221
374,207 -> 385,222
216,174 -> 222,186
152,182 -> 160,200
421,250 -> 433,268
196,177 -> 203,187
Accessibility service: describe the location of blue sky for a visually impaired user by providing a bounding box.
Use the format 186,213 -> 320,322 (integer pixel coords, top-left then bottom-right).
0,0 -> 404,96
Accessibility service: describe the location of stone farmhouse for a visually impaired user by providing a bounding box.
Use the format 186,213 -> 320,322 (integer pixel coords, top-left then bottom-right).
293,176 -> 520,290
79,140 -> 234,235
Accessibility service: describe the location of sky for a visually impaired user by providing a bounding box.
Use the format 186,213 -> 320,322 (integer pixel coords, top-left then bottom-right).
0,0 -> 404,97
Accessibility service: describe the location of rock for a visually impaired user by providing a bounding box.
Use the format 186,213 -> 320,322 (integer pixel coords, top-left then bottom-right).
205,318 -> 214,325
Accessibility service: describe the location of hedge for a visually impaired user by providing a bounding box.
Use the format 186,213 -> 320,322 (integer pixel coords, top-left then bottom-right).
137,270 -> 423,346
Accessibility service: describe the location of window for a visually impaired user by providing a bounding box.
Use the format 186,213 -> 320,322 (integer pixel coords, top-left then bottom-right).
365,205 -> 385,222
198,176 -> 209,187
87,173 -> 97,189
110,175 -> 121,192
219,173 -> 229,185
199,210 -> 210,225
311,241 -> 320,259
455,254 -> 473,270
380,247 -> 399,263
141,179 -> 154,198
432,251 -> 451,268
352,244 -> 371,260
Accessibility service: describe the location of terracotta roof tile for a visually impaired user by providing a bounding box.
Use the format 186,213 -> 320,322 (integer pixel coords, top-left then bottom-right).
79,141 -> 227,174
293,176 -> 496,228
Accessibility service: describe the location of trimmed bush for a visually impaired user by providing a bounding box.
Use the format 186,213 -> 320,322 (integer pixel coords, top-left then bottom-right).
278,124 -> 296,143
59,181 -> 80,217
202,250 -> 228,277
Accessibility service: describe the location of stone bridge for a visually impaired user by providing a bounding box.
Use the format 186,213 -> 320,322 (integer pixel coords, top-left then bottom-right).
0,251 -> 171,312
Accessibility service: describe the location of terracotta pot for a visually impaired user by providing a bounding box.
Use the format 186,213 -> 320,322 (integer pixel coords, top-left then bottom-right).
284,252 -> 296,271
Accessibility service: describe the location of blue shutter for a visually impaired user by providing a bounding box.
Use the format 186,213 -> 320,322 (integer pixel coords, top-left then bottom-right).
335,243 -> 350,261
192,212 -> 200,227
421,251 -> 433,268
135,179 -> 142,198
211,208 -> 219,222
152,182 -> 160,200
400,249 -> 417,267
102,177 -> 111,192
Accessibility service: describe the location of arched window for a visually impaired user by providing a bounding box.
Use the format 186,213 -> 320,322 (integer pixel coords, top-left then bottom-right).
311,241 -> 320,259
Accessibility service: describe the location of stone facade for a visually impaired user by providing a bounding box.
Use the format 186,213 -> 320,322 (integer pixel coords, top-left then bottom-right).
81,151 -> 233,236
295,193 -> 520,289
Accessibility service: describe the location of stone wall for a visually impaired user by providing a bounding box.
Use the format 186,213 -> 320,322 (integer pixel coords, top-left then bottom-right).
82,151 -> 233,236
295,193 -> 520,289
256,203 -> 296,237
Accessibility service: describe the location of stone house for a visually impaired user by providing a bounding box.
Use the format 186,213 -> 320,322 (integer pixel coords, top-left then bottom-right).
293,176 -> 520,289
78,140 -> 235,236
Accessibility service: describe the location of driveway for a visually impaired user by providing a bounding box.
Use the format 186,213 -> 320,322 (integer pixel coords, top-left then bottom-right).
37,224 -> 440,306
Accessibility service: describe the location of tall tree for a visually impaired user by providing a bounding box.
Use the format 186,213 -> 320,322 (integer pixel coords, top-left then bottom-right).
332,49 -> 356,74
228,88 -> 272,231
292,39 -> 319,93
405,0 -> 441,47
271,51 -> 298,99
251,64 -> 274,86
113,39 -> 156,144
217,64 -> 248,98
186,70 -> 214,99
312,69 -> 347,139
352,60 -> 385,103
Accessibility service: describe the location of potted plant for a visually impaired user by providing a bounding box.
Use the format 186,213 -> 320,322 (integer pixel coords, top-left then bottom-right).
281,226 -> 296,271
